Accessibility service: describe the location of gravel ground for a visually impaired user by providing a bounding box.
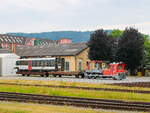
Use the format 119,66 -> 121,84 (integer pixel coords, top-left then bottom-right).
1,76 -> 150,84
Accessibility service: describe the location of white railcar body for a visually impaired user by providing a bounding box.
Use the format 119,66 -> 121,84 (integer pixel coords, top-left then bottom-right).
16,58 -> 57,72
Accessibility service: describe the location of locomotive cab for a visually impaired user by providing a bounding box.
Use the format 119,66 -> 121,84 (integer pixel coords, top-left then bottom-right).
103,63 -> 126,80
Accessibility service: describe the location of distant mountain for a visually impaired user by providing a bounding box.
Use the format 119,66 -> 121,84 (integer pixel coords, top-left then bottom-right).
7,30 -> 112,42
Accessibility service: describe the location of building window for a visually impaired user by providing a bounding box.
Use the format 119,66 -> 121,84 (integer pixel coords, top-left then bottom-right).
65,62 -> 70,71
78,60 -> 82,71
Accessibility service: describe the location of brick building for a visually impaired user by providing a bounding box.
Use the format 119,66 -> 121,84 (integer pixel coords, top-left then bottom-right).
0,34 -> 57,52
58,38 -> 72,44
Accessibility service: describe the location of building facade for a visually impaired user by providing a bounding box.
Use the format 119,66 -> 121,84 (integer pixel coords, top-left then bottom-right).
0,34 -> 57,53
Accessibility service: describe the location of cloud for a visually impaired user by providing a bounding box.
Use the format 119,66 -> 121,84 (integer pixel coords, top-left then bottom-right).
100,22 -> 150,35
0,0 -> 150,34
0,0 -> 82,12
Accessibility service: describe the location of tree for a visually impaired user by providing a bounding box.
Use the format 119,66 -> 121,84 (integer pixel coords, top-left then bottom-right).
110,29 -> 123,38
117,27 -> 145,75
88,29 -> 116,62
143,34 -> 150,66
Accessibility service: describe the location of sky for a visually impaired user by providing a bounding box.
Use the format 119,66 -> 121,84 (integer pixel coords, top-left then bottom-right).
0,0 -> 150,34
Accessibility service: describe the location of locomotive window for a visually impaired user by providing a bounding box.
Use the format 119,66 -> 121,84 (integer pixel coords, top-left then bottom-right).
118,65 -> 123,70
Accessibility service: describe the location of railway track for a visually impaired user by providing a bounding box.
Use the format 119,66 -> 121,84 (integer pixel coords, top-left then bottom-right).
0,92 -> 150,112
112,82 -> 150,88
0,82 -> 150,94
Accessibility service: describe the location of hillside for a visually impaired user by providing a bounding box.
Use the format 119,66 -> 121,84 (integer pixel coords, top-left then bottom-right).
7,30 -> 112,42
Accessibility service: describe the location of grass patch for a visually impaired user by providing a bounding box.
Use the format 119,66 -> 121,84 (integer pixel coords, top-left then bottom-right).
0,101 -> 124,113
0,84 -> 150,102
0,79 -> 150,91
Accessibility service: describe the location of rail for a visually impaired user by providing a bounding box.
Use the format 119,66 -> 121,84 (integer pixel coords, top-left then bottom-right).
0,92 -> 150,111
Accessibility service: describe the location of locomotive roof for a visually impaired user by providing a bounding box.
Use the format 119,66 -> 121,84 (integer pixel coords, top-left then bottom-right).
16,43 -> 88,57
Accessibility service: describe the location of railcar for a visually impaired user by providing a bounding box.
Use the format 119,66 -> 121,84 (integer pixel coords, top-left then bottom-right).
16,58 -> 84,77
16,57 -> 65,77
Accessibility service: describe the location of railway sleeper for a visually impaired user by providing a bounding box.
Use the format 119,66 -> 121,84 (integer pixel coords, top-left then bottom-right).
1,95 -> 150,108
0,97 -> 149,112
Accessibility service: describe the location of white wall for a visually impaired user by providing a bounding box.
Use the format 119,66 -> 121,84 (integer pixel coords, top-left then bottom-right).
0,54 -> 19,76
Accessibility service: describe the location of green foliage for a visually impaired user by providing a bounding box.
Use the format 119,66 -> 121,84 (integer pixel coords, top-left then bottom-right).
117,27 -> 145,74
143,34 -> 150,66
88,29 -> 116,62
110,29 -> 123,38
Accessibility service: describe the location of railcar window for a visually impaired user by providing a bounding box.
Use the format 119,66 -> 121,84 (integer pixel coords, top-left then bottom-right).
24,61 -> 28,65
39,61 -> 42,66
50,60 -> 55,67
45,60 -> 48,66
20,61 -> 24,65
37,61 -> 40,66
57,58 -> 61,66
32,61 -> 36,66
41,60 -> 44,66
48,60 -> 50,66
16,61 -> 20,65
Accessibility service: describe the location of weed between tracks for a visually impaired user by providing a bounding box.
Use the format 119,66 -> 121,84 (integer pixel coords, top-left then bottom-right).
0,79 -> 150,91
0,101 -> 120,113
0,84 -> 150,102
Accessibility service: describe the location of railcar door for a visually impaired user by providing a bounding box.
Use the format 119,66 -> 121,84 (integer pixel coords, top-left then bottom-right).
28,60 -> 32,71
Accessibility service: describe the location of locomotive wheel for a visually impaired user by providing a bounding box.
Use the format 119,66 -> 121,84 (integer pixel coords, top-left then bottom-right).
75,75 -> 79,78
53,75 -> 57,77
27,74 -> 30,77
93,76 -> 97,79
87,76 -> 91,79
22,74 -> 25,76
46,74 -> 49,77
41,75 -> 44,77
81,75 -> 84,78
